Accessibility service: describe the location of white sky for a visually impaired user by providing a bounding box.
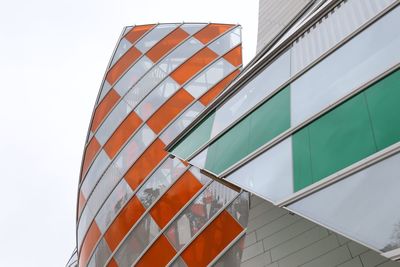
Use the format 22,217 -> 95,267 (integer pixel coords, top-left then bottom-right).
0,0 -> 258,266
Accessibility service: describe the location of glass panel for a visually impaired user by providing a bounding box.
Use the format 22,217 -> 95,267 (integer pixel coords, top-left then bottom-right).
113,56 -> 153,96
185,58 -> 235,98
136,157 -> 186,208
81,150 -> 110,198
170,256 -> 188,267
87,238 -> 111,267
77,208 -> 95,249
124,65 -> 168,109
95,100 -> 132,145
160,101 -> 205,145
165,181 -> 238,250
111,38 -> 133,66
158,37 -> 203,73
189,148 -> 208,170
213,235 -> 245,267
84,164 -> 122,220
95,178 -> 133,232
289,152 -> 400,252
114,124 -> 156,174
135,24 -> 179,53
114,214 -> 160,266
211,49 -> 290,138
227,192 -> 249,228
208,27 -> 241,56
135,77 -> 180,121
180,24 -> 207,35
291,6 -> 400,126
226,137 -> 293,202
98,81 -> 112,103
188,167 -> 211,185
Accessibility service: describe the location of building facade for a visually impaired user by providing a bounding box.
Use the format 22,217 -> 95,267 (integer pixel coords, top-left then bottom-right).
75,23 -> 247,267
168,0 -> 400,266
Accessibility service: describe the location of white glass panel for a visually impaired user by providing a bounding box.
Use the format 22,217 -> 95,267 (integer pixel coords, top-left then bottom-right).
81,150 -> 110,198
158,37 -> 203,73
135,24 -> 179,53
114,214 -> 160,266
185,58 -> 235,98
291,6 -> 400,126
189,148 -> 208,169
227,192 -> 249,228
98,81 -> 112,103
77,207 -> 95,249
123,26 -> 133,36
95,178 -> 133,232
160,102 -> 204,145
135,77 -> 180,121
208,27 -> 241,56
180,24 -> 207,35
188,166 -> 211,185
87,238 -> 111,267
113,56 -> 153,96
124,65 -> 168,108
136,157 -> 186,208
289,152 -> 400,252
226,137 -> 293,203
111,38 -> 133,66
114,124 -> 156,174
165,181 -> 238,250
211,50 -> 290,138
95,100 -> 132,145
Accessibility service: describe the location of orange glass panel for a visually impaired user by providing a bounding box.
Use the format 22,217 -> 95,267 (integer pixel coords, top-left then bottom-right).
136,235 -> 176,267
104,196 -> 146,251
125,138 -> 167,190
106,46 -> 141,85
107,258 -> 118,267
125,24 -> 155,44
147,89 -> 194,134
146,28 -> 189,63
170,48 -> 218,85
150,171 -> 203,229
223,45 -> 242,67
193,24 -> 234,44
81,137 -> 101,179
181,210 -> 243,267
79,222 -> 101,267
104,111 -> 143,158
78,191 -> 86,217
199,69 -> 240,106
91,89 -> 121,132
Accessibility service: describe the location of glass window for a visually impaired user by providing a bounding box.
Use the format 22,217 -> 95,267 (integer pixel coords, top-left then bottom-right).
227,192 -> 249,228
180,24 -> 207,35
95,178 -> 133,232
165,181 -> 238,250
211,49 -> 290,139
170,256 -> 188,267
136,157 -> 186,209
226,137 -> 293,203
114,214 -> 160,266
185,58 -> 235,98
135,24 -> 179,53
111,38 -> 133,66
113,56 -> 153,96
98,81 -> 112,103
124,65 -> 168,109
291,6 -> 400,127
135,77 -> 180,121
289,152 -> 400,252
81,150 -> 110,198
213,235 -> 245,267
208,27 -> 241,56
95,100 -> 132,145
114,124 -> 156,174
160,101 -> 204,145
77,208 -> 95,249
87,238 -> 111,267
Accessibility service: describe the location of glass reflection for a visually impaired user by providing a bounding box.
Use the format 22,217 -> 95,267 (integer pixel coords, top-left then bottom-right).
214,235 -> 245,267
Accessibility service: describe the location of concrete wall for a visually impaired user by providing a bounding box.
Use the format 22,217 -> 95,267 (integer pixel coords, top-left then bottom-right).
241,195 -> 400,267
256,0 -> 311,53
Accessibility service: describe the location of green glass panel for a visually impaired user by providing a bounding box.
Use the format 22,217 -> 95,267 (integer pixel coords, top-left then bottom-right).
308,94 -> 377,183
205,117 -> 251,174
171,112 -> 215,159
292,127 -> 313,191
365,70 -> 400,150
249,87 -> 291,152
205,87 -> 291,175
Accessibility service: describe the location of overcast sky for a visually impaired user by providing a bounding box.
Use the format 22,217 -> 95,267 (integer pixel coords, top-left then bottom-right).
0,0 -> 258,266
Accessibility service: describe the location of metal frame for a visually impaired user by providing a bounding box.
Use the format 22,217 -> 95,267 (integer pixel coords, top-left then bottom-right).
382,248 -> 400,261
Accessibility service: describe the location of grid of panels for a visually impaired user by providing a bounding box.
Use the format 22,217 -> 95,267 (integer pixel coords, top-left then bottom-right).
76,23 -> 246,267
166,0 -> 400,259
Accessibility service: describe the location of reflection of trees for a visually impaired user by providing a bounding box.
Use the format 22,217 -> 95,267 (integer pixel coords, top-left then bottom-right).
139,187 -> 161,208
382,221 -> 400,252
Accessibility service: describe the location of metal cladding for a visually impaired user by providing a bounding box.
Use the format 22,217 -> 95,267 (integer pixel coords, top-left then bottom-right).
76,23 -> 247,267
